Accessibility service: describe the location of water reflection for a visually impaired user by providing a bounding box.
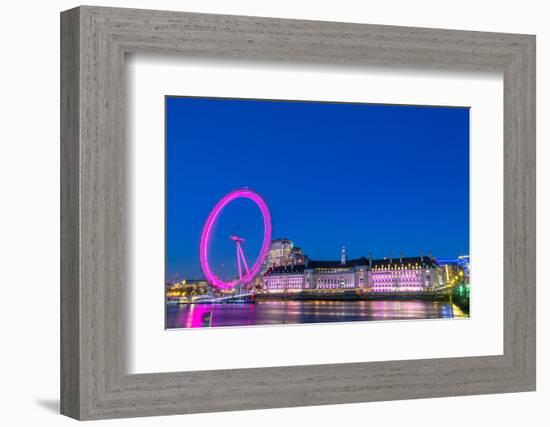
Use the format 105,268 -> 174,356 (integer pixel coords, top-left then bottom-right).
166,300 -> 467,329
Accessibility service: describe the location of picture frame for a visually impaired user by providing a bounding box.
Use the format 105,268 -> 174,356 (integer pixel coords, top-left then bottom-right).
60,5 -> 536,420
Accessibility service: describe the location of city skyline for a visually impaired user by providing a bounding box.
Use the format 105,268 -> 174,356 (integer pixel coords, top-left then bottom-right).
169,235 -> 468,281
166,96 -> 470,281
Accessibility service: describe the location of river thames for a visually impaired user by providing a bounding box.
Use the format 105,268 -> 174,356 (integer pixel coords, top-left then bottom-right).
166,300 -> 467,329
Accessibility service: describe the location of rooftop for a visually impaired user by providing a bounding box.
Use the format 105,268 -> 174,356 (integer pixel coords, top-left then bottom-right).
265,265 -> 306,275
309,256 -> 439,270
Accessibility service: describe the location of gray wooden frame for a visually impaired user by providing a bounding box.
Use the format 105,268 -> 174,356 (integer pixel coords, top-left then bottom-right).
60,5 -> 536,420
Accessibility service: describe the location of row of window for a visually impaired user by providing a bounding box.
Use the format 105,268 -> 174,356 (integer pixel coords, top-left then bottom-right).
372,283 -> 427,288
318,284 -> 355,289
371,273 -> 424,277
316,278 -> 353,285
264,284 -> 303,289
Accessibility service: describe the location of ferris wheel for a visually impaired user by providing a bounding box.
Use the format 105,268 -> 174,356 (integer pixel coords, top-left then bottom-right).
199,188 -> 272,290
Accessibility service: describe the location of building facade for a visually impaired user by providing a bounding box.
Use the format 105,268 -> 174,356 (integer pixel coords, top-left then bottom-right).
367,256 -> 441,292
303,258 -> 367,291
264,238 -> 307,268
261,265 -> 305,293
457,255 -> 470,280
262,250 -> 444,294
437,256 -> 469,289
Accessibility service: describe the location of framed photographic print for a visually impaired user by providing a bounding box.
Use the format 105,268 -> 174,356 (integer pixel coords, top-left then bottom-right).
61,6 -> 536,420
164,96 -> 471,330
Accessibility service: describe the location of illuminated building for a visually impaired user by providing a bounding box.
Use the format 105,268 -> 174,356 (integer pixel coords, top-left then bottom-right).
265,238 -> 292,267
262,265 -> 305,293
437,256 -> 469,287
440,263 -> 466,290
457,255 -> 470,280
367,256 -> 441,292
262,248 -> 444,294
166,279 -> 210,299
291,246 -> 307,265
265,238 -> 307,267
303,254 -> 367,291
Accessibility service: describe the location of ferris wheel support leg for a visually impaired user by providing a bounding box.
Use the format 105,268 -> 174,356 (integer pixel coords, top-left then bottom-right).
238,244 -> 250,275
236,242 -> 243,280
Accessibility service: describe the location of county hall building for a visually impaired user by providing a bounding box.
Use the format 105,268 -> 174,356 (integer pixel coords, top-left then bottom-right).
261,242 -> 443,294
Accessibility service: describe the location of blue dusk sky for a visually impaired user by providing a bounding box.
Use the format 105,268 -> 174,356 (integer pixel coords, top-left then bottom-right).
166,96 -> 469,282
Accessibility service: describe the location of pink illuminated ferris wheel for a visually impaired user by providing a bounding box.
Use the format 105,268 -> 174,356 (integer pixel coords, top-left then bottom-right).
199,188 -> 272,290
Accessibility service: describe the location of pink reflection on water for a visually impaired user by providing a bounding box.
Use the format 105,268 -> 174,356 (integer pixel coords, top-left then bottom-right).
182,304 -> 213,328
371,300 -> 428,319
167,299 -> 462,329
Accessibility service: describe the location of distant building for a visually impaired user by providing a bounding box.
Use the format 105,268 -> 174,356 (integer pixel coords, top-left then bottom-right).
265,238 -> 293,267
262,250 -> 443,294
291,246 -> 308,266
368,256 -> 441,292
457,255 -> 470,280
437,255 -> 470,286
303,258 -> 365,291
261,265 -> 306,294
166,279 -> 210,298
265,238 -> 307,268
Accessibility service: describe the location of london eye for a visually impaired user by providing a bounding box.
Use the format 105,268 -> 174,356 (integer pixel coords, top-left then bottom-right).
199,188 -> 272,290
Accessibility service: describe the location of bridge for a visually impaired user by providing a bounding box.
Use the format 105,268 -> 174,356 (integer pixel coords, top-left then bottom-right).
192,291 -> 255,304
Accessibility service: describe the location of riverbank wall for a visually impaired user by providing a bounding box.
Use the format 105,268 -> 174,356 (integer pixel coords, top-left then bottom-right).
255,291 -> 452,302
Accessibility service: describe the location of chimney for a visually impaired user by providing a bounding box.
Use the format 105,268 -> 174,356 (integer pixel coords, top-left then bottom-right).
420,250 -> 424,262
400,252 -> 403,263
368,252 -> 372,268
